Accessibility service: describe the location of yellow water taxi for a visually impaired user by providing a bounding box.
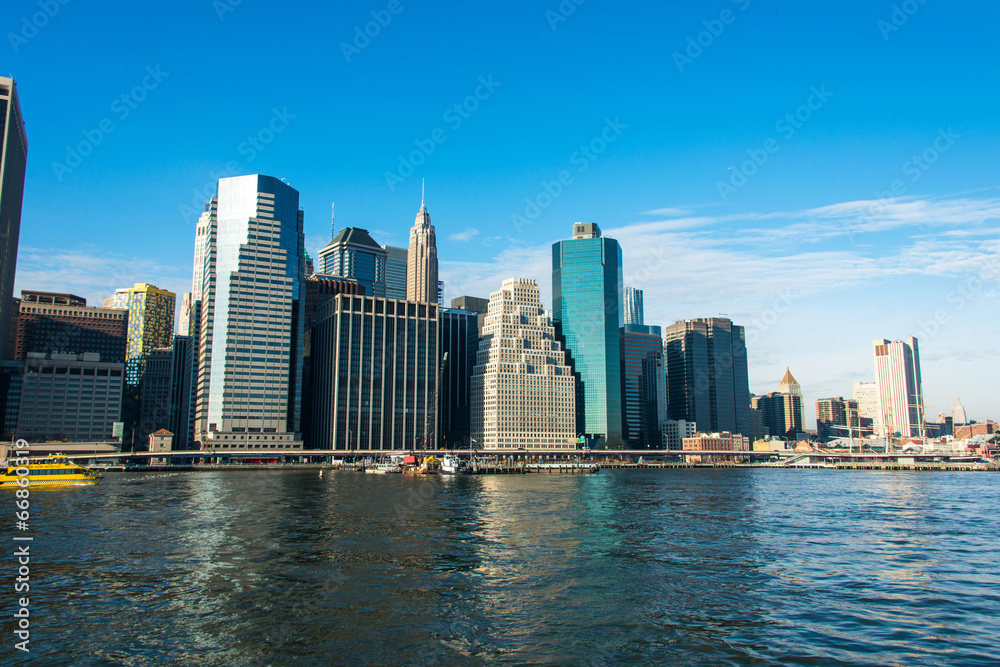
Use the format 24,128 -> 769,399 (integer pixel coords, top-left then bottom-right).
1,454 -> 103,488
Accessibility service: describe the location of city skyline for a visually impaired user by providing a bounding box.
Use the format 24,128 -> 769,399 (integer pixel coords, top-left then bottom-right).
6,0 -> 998,427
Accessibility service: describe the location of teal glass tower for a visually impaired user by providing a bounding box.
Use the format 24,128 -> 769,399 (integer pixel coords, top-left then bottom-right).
552,223 -> 625,447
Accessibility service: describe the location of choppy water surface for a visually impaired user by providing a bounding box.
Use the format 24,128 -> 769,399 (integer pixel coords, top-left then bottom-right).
6,469 -> 1000,665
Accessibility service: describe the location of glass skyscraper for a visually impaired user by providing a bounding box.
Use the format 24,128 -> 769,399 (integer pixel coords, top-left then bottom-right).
317,227 -> 387,297
195,175 -> 306,449
620,324 -> 666,448
552,222 -> 624,447
664,317 -> 750,436
0,77 -> 27,362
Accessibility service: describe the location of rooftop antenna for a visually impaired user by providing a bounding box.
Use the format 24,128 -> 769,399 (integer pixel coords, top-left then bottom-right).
330,202 -> 335,241
421,178 -> 425,206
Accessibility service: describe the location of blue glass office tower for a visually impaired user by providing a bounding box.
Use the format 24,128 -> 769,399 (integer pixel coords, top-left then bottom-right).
317,227 -> 387,297
195,175 -> 306,449
552,223 -> 625,447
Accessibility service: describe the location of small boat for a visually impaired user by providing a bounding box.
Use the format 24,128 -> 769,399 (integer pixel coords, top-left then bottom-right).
364,462 -> 402,474
440,455 -> 465,475
1,454 -> 103,488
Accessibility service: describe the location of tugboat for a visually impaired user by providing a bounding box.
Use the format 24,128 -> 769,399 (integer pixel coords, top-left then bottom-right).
1,454 -> 103,488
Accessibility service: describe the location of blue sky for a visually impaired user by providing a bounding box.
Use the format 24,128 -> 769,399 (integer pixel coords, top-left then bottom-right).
6,0 -> 999,427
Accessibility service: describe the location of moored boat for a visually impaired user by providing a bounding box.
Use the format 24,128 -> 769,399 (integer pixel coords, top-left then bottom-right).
1,454 -> 103,488
440,455 -> 465,475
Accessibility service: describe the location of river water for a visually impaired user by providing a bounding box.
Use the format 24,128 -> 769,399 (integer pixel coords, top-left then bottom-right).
5,468 -> 999,665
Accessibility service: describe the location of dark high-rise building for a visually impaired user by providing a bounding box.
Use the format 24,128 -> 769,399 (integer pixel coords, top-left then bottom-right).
139,347 -> 174,446
620,324 -> 666,449
310,294 -> 439,451
450,296 -> 489,314
664,317 -> 750,435
552,222 -> 624,447
752,392 -> 803,440
14,291 -> 128,362
0,77 -> 27,363
440,308 -> 480,448
384,245 -> 407,300
168,335 -> 195,450
301,277 -> 365,448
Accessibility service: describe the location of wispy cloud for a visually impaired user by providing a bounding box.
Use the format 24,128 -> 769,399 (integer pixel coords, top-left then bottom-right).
14,245 -> 189,312
448,228 -> 480,243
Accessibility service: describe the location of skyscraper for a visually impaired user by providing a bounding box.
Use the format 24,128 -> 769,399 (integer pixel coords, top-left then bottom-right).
0,77 -> 27,362
471,278 -> 576,450
552,222 -> 624,447
406,195 -> 438,303
384,245 -> 407,300
623,287 -> 644,326
873,337 -> 924,438
816,396 -> 859,441
620,324 -> 666,448
195,175 -> 306,449
440,307 -> 479,449
778,368 -> 801,396
317,228 -> 387,297
664,317 -> 750,435
310,293 -> 439,451
118,283 -> 176,387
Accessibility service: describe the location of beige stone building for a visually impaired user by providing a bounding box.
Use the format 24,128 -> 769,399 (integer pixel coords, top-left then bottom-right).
471,278 -> 576,450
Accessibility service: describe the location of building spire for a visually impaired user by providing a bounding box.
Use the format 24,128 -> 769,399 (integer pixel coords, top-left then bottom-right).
330,202 -> 335,241
421,178 -> 425,207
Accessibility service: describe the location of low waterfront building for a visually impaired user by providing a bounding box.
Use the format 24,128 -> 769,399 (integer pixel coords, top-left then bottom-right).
682,431 -> 750,451
471,278 -> 576,450
663,418 -> 696,450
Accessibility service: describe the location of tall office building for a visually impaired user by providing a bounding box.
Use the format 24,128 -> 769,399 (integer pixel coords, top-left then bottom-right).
816,396 -> 860,441
873,337 -> 924,438
168,335 -> 195,451
620,324 -> 667,449
441,307 -> 479,449
853,380 -> 879,431
310,294 -> 439,451
384,245 -> 407,300
317,228 -> 387,297
0,77 -> 27,362
13,291 -> 128,362
180,200 -> 216,337
115,283 -> 176,386
664,317 -> 750,436
195,174 -> 306,450
623,287 -> 644,326
471,278 -> 576,450
778,368 -> 801,396
752,391 -> 803,440
552,222 -> 624,447
139,347 -> 174,444
406,196 -> 438,303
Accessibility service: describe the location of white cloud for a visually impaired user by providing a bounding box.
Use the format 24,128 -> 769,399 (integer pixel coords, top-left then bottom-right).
448,228 -> 480,243
14,245 -> 190,321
